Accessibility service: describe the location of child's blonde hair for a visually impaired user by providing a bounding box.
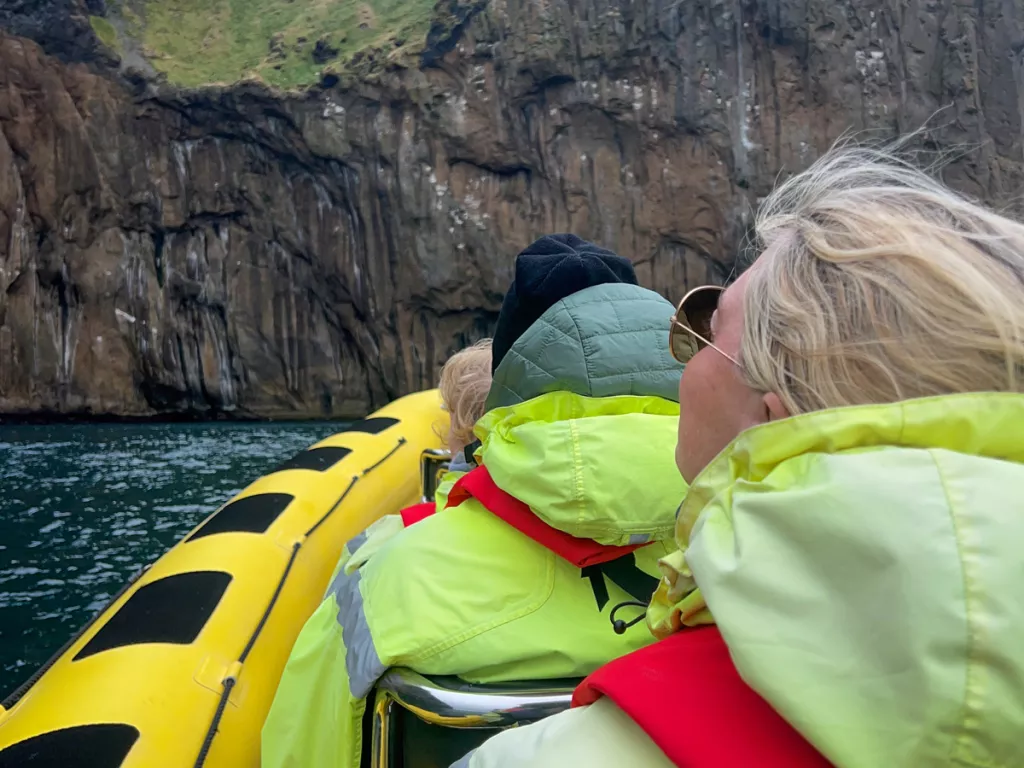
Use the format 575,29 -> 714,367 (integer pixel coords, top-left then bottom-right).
438,338 -> 493,449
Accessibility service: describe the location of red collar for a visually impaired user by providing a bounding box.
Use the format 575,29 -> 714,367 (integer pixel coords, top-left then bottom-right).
446,465 -> 647,568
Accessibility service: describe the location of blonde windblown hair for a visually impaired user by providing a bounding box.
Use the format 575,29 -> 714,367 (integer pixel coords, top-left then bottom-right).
438,338 -> 493,448
742,141 -> 1024,415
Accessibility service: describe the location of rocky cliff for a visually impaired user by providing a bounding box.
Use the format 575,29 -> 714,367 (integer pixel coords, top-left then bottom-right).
1,0 -> 1023,418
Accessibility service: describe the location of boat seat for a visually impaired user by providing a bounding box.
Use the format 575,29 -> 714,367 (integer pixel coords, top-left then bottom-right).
369,667 -> 580,768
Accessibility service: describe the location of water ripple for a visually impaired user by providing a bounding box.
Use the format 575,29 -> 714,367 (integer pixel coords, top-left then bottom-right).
0,420 -> 338,692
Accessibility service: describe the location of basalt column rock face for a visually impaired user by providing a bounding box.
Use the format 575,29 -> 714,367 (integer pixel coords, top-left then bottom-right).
1,0 -> 1023,418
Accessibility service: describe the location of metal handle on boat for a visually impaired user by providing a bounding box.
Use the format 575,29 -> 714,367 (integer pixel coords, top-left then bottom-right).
374,667 -> 578,729
370,667 -> 580,766
419,449 -> 452,503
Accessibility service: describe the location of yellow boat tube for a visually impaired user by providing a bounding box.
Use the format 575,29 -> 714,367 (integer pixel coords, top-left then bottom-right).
0,389 -> 445,767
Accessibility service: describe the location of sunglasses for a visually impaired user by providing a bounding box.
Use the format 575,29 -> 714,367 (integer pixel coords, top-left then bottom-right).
669,285 -> 741,367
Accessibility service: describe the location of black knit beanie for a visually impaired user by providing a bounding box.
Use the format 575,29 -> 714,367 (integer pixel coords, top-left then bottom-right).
491,234 -> 638,372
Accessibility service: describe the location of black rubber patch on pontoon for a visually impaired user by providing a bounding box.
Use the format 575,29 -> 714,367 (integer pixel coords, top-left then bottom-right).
274,446 -> 352,472
72,571 -> 232,661
343,416 -> 399,434
0,723 -> 139,767
185,493 -> 295,542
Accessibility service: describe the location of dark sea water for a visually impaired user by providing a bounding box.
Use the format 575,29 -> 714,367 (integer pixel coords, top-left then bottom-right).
0,421 -> 338,694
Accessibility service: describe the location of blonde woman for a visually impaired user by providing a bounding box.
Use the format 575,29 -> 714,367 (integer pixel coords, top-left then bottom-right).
456,144 -> 1024,767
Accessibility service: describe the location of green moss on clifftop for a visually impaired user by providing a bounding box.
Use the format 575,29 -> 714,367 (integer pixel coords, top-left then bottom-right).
119,0 -> 436,88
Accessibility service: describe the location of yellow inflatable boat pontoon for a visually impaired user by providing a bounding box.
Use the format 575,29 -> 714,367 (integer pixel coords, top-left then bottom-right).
0,390 -> 445,768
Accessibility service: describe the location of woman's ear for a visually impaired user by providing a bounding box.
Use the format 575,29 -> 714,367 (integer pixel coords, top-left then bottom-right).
762,392 -> 791,422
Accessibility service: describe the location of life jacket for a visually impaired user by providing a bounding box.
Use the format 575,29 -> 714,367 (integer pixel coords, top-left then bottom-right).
400,465 -> 660,608
573,626 -> 833,767
399,501 -> 436,527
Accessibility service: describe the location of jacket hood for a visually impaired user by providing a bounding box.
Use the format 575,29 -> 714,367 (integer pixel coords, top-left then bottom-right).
475,391 -> 688,546
485,283 -> 683,411
651,392 -> 1024,768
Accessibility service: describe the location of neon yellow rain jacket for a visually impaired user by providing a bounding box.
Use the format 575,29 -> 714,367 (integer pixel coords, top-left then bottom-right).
261,283 -> 688,768
465,392 -> 1024,768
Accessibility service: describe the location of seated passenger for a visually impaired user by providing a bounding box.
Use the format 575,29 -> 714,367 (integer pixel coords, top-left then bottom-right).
459,144 -> 1024,767
261,234 -> 690,768
401,338 -> 493,527
437,337 -> 492,483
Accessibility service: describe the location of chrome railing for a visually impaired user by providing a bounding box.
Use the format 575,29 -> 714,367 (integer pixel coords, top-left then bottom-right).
370,668 -> 579,767
419,449 -> 451,503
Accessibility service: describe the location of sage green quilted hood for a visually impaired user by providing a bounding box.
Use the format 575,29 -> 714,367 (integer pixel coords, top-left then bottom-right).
485,283 -> 683,410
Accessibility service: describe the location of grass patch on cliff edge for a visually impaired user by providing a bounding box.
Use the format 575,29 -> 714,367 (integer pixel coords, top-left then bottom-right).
131,0 -> 437,88
90,15 -> 122,53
